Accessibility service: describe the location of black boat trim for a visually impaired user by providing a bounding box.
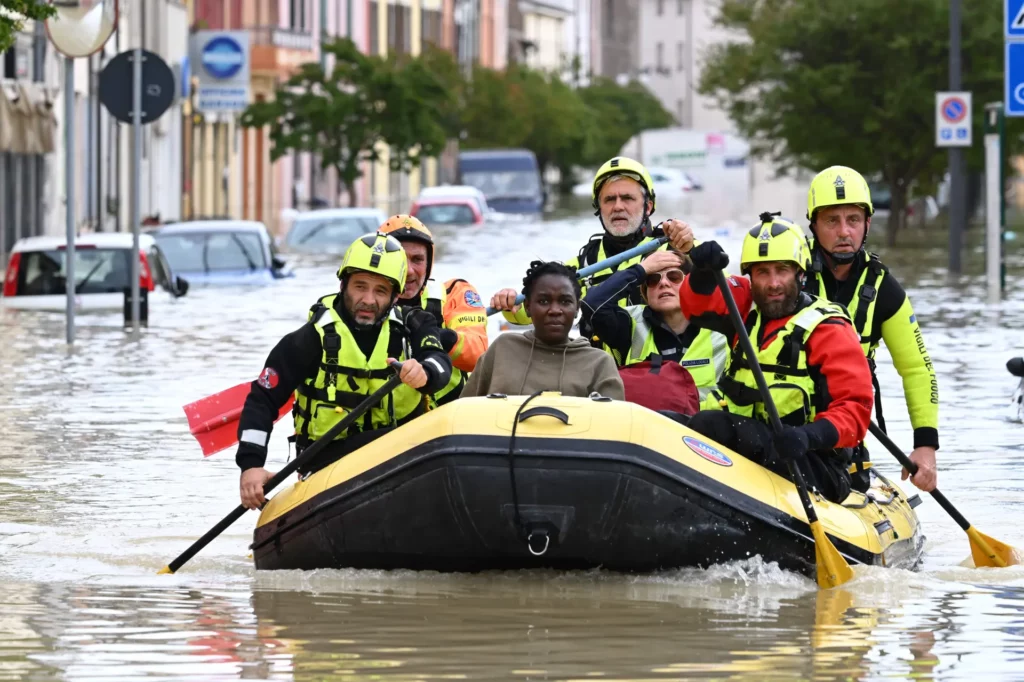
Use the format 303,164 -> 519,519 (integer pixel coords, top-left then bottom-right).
253,435 -> 922,568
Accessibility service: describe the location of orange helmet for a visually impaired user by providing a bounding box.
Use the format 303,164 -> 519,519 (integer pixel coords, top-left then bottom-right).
378,215 -> 434,279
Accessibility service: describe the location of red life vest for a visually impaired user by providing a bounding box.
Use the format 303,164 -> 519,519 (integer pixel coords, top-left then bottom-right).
618,354 -> 699,415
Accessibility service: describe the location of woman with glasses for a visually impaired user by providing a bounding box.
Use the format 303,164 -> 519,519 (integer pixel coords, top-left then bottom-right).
580,247 -> 729,414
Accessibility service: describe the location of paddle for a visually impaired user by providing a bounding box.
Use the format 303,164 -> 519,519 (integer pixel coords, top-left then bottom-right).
713,269 -> 854,589
484,235 -> 669,315
158,363 -> 406,575
185,235 -> 671,456
184,384 -> 295,457
867,421 -> 1020,568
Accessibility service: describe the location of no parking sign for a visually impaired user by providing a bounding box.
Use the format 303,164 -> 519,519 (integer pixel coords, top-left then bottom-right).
936,91 -> 972,147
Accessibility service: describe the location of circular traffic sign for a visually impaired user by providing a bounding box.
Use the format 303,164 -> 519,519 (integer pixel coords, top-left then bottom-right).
201,36 -> 245,80
941,97 -> 968,124
98,49 -> 175,125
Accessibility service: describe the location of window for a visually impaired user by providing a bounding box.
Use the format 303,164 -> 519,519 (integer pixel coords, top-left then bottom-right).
678,0 -> 685,15
288,0 -> 309,31
657,0 -> 664,16
422,9 -> 443,48
369,1 -> 378,55
677,42 -> 684,71
677,99 -> 684,125
656,42 -> 664,70
604,0 -> 615,38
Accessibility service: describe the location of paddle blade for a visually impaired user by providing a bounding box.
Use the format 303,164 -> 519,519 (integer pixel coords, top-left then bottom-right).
811,521 -> 855,588
183,383 -> 294,457
157,565 -> 174,575
967,526 -> 1022,568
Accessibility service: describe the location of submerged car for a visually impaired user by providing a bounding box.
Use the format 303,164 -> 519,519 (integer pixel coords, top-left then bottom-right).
2,232 -> 188,312
283,208 -> 387,255
410,197 -> 484,226
150,220 -> 292,286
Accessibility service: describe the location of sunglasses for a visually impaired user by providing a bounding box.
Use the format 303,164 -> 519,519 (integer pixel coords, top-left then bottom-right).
644,269 -> 684,288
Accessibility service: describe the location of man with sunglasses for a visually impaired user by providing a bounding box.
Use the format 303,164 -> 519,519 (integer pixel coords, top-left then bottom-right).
580,247 -> 729,399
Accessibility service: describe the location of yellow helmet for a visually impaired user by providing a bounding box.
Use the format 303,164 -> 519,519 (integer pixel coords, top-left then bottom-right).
740,214 -> 811,274
337,231 -> 408,294
592,156 -> 657,215
807,166 -> 874,220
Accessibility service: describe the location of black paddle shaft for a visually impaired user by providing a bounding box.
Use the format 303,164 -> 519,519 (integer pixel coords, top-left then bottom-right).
162,365 -> 405,574
713,270 -> 823,526
867,421 -> 971,531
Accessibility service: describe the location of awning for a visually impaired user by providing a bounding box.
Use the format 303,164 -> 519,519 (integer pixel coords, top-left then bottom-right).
0,81 -> 56,154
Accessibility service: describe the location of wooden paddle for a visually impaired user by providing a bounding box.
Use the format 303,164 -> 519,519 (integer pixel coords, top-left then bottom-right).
158,364 -> 406,575
868,421 -> 1020,568
714,269 -> 854,589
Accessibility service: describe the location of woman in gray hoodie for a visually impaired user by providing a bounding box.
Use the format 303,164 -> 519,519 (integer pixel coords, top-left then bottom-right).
462,261 -> 625,400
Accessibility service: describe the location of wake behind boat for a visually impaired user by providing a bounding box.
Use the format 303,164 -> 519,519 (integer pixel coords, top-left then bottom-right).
252,393 -> 925,577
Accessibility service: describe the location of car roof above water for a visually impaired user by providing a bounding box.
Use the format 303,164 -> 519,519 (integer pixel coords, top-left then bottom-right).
12,232 -> 156,252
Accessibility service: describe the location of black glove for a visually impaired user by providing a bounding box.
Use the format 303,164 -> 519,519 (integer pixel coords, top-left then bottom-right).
688,241 -> 729,271
772,426 -> 810,463
439,327 -> 459,353
402,307 -> 439,334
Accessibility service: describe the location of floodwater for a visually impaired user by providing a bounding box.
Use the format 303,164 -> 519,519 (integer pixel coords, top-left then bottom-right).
2,202 -> 1024,681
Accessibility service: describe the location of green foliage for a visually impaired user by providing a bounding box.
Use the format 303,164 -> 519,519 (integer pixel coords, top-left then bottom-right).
241,37 -> 678,200
577,76 -> 676,167
0,0 -> 54,53
240,38 -> 451,205
698,0 -> 1014,242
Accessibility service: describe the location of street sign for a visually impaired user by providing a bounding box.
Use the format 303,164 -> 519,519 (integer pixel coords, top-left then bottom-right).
1007,43 -> 1024,117
935,91 -> 972,147
99,49 -> 175,124
1008,0 -> 1024,38
189,30 -> 251,113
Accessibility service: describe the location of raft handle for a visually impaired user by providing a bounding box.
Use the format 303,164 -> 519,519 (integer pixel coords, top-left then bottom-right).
517,406 -> 571,425
527,530 -> 550,556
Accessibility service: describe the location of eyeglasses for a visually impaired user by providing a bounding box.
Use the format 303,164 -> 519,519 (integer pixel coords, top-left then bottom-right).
644,269 -> 684,288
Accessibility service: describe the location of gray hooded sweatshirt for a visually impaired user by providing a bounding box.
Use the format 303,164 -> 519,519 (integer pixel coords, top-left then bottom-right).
461,330 -> 625,400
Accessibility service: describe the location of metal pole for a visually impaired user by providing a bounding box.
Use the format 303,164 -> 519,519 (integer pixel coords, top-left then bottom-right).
64,56 -> 76,345
999,105 -> 1007,294
948,0 -> 965,274
130,47 -> 143,338
985,105 -> 1000,304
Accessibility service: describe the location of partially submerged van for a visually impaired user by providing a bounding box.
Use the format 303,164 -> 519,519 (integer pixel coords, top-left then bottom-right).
457,149 -> 544,214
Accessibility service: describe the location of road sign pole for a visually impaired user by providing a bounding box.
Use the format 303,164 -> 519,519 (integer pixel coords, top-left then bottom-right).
985,103 -> 1002,304
130,47 -> 143,339
64,56 -> 76,345
1000,100 -> 1007,295
948,0 -> 965,275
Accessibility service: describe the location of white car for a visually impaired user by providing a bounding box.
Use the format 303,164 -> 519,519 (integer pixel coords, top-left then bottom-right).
148,220 -> 292,285
414,185 -> 492,217
572,166 -> 699,199
282,208 -> 388,254
1,232 -> 188,312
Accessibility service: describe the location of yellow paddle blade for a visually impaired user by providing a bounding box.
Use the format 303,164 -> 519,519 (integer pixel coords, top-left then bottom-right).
966,526 -> 1022,568
157,565 -> 174,575
811,521 -> 855,588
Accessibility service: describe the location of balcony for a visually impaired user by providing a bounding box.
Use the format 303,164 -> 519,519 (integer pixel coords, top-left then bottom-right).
250,26 -> 316,75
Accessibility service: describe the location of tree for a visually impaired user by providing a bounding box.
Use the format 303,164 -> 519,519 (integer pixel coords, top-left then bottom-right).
461,65 -> 532,150
0,0 -> 53,53
698,0 -> 1010,245
240,38 -> 454,206
512,66 -> 596,186
577,77 -> 675,168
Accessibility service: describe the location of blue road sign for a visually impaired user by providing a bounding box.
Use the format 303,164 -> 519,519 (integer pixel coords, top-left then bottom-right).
1007,43 -> 1024,116
201,36 -> 244,80
1009,0 -> 1024,38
